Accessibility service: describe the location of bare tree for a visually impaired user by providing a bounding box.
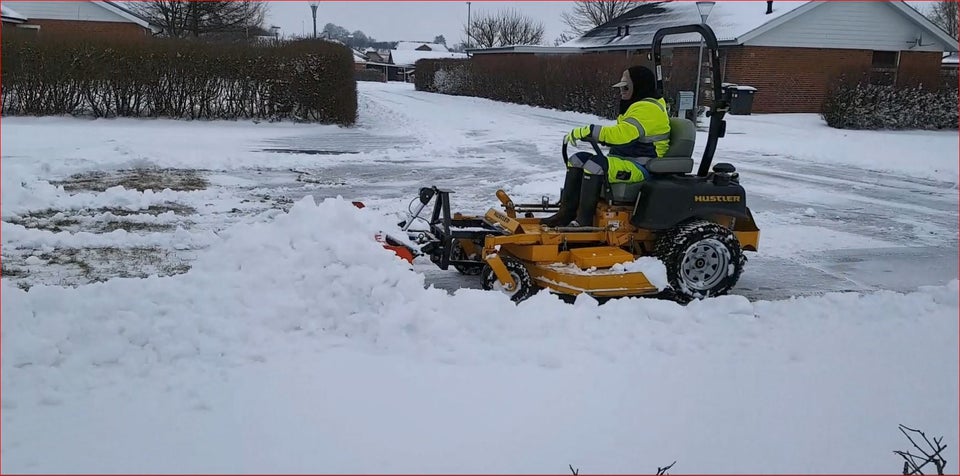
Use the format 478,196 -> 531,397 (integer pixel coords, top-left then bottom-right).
926,1 -> 958,38
131,1 -> 268,39
567,461 -> 676,475
894,424 -> 948,475
656,461 -> 677,475
465,11 -> 501,48
554,32 -> 574,46
498,9 -> 545,46
463,8 -> 544,48
560,0 -> 641,35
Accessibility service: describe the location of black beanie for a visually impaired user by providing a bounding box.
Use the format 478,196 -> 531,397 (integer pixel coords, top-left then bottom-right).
619,65 -> 660,114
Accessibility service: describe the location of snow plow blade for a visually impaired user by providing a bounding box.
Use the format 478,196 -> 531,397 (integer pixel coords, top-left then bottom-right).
376,233 -> 417,264
353,201 -> 418,264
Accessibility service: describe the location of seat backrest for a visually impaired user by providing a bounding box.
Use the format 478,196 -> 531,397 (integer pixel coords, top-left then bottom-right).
664,117 -> 696,158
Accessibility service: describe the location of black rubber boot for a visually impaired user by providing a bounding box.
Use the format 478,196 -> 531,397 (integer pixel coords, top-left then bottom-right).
572,174 -> 604,227
540,168 -> 583,227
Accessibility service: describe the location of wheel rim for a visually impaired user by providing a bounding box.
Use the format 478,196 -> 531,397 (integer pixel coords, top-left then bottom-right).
679,238 -> 729,292
490,270 -> 523,297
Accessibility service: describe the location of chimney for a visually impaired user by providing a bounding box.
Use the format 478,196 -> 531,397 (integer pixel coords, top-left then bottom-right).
625,25 -> 630,36
766,1 -> 773,14
617,26 -> 623,36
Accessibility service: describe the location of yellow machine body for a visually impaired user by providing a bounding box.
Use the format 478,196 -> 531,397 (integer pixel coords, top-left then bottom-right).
463,190 -> 760,300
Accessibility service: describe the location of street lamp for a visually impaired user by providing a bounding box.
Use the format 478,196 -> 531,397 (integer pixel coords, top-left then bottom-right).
694,1 -> 715,124
466,2 -> 472,49
309,1 -> 319,39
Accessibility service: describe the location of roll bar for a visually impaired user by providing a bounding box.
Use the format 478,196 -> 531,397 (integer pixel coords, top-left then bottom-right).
651,24 -> 729,177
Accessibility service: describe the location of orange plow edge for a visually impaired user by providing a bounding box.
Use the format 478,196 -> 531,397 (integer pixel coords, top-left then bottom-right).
353,201 -> 418,264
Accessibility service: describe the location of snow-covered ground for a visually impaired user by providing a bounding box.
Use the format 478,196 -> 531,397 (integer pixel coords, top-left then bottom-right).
2,81 -> 957,473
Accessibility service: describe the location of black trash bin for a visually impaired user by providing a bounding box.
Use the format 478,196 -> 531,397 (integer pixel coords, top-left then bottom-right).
725,84 -> 757,115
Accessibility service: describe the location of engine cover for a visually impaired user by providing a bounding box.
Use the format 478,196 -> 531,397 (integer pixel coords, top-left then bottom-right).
630,176 -> 748,230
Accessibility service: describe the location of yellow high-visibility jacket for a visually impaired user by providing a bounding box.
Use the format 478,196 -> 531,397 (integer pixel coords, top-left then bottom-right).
594,98 -> 671,159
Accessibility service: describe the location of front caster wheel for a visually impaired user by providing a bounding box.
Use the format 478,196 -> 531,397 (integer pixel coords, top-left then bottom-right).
480,256 -> 539,303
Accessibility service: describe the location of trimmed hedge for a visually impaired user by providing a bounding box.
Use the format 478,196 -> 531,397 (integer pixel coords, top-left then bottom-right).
1,37 -> 357,125
821,79 -> 958,130
355,69 -> 386,82
415,54 -> 666,120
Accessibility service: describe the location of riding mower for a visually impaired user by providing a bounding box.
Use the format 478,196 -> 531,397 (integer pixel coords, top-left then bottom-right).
377,24 -> 760,303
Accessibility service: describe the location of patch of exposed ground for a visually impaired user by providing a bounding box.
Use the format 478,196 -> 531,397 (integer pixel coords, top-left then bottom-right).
3,200 -> 199,289
1,263 -> 27,278
52,168 -> 208,193
244,194 -> 295,211
5,203 -> 196,233
99,203 -> 197,217
5,212 -> 82,232
96,222 -> 178,233
7,247 -> 192,290
5,167 -> 311,290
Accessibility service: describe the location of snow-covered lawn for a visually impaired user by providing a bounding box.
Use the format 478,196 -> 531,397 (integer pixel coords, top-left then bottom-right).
2,82 -> 957,473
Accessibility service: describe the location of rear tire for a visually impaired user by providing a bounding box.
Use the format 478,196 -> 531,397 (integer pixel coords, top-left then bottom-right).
654,219 -> 745,303
480,256 -> 539,303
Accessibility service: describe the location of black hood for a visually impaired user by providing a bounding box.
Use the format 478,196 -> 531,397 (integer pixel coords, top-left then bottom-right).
619,65 -> 660,115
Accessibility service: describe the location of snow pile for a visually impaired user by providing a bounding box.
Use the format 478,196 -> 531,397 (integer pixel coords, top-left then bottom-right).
610,256 -> 669,289
2,195 -> 958,474
2,195 -> 955,372
2,197 -> 418,368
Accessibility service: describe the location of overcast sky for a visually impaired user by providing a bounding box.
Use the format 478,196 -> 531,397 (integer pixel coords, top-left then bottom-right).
261,1 -> 936,47
262,1 -> 573,46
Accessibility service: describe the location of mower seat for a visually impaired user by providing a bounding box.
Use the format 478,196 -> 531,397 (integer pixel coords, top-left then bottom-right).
606,117 -> 697,203
649,117 -> 697,174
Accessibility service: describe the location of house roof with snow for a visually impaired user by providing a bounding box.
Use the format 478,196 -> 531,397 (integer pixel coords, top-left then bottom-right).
395,41 -> 450,52
570,1 -> 957,51
3,1 -> 161,32
389,49 -> 468,67
99,1 -> 158,31
471,0 -> 957,55
1,5 -> 27,23
943,52 -> 958,66
561,1 -> 811,49
353,49 -> 368,64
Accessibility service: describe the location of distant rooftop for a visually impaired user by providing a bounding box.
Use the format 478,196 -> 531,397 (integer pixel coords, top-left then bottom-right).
389,49 -> 467,67
562,1 -> 811,49
395,41 -> 450,52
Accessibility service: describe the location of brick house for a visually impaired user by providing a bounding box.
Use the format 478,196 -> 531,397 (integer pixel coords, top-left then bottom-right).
469,1 -> 958,114
364,48 -> 390,63
2,1 -> 161,40
352,48 -> 369,72
2,4 -> 33,36
365,48 -> 468,82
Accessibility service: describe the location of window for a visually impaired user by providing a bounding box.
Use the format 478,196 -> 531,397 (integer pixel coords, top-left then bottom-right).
870,50 -> 899,86
872,51 -> 899,68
